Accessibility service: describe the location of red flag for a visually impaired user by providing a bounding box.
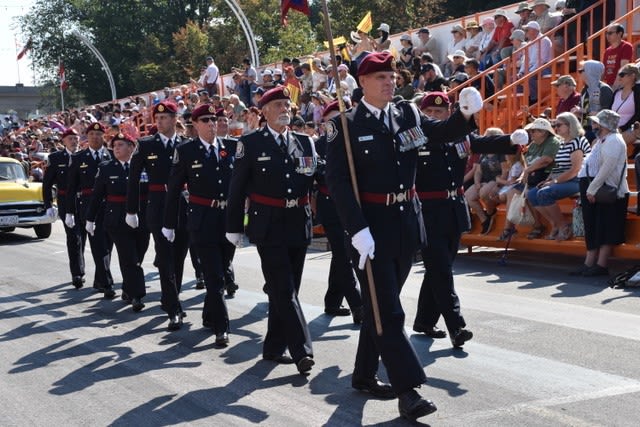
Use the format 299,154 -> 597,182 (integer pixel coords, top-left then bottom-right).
16,38 -> 33,61
281,0 -> 310,26
59,59 -> 69,91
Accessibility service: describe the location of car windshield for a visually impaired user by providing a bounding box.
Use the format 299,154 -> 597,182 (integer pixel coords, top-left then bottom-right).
0,163 -> 28,181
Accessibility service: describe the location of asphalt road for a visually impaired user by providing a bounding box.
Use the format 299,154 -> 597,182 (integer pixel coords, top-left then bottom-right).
1,222 -> 639,426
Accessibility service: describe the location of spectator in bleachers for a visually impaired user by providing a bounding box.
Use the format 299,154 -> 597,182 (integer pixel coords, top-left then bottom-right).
420,52 -> 444,78
299,63 -> 313,94
394,69 -> 415,100
466,128 -> 508,234
399,35 -> 414,69
419,63 -> 448,92
496,148 -> 526,240
533,0 -> 561,33
602,23 -> 633,87
611,64 -> 640,149
572,60 -> 612,142
443,24 -> 467,77
527,112 -> 590,241
571,110 -> 629,276
515,2 -> 536,31
260,69 -> 275,90
337,64 -> 357,96
374,23 -> 391,52
518,21 -> 553,104
522,118 -> 560,239
552,75 -> 581,116
464,58 -> 495,98
272,69 -> 284,86
478,17 -> 497,70
413,27 -> 441,64
464,21 -> 483,60
311,58 -> 328,92
239,57 -> 258,106
485,9 -> 515,65
447,50 -> 468,76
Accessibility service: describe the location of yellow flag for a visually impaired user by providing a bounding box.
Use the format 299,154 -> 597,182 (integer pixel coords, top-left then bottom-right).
323,36 -> 347,49
357,11 -> 372,34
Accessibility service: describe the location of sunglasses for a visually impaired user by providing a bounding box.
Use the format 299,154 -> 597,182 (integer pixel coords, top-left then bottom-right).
553,122 -> 567,128
198,117 -> 216,123
577,69 -> 584,73
618,72 -> 628,77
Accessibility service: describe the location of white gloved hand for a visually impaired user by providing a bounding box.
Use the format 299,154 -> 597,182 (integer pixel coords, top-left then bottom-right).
85,221 -> 95,236
226,232 -> 243,247
46,207 -> 57,218
161,227 -> 175,242
458,87 -> 484,115
351,227 -> 375,270
64,213 -> 75,229
510,129 -> 529,146
125,213 -> 139,229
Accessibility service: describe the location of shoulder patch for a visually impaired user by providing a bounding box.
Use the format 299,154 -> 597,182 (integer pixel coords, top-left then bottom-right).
325,120 -> 338,143
235,140 -> 245,159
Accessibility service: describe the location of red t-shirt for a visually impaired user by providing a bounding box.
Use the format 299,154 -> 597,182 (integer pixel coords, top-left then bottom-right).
556,92 -> 581,115
602,41 -> 633,86
492,21 -> 514,48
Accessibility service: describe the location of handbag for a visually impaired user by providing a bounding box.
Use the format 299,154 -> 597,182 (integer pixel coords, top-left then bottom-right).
572,201 -> 584,237
587,162 -> 626,204
507,185 -> 535,226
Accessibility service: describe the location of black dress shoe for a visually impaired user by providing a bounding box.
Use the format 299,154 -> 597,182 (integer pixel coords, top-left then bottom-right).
131,297 -> 145,312
121,292 -> 132,303
167,313 -> 183,331
451,328 -> 473,348
296,356 -> 315,374
413,324 -> 447,339
195,277 -> 205,290
352,376 -> 395,399
215,332 -> 229,346
93,283 -> 105,293
263,353 -> 295,364
582,265 -> 609,277
352,306 -> 364,325
226,282 -> 239,297
398,389 -> 437,421
103,286 -> 116,300
569,264 -> 590,276
262,283 -> 268,294
72,276 -> 85,289
324,306 -> 351,316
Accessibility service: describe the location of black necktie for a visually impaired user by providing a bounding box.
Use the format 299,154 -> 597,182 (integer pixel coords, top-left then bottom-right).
379,109 -> 387,129
206,145 -> 213,160
166,139 -> 173,153
278,135 -> 287,155
94,151 -> 100,162
123,162 -> 129,174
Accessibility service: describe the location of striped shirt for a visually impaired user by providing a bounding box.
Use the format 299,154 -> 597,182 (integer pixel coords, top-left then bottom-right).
551,135 -> 591,174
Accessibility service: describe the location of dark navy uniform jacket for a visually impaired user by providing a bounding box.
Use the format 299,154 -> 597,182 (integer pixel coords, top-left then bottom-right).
226,127 -> 316,246
164,137 -> 236,244
127,133 -> 187,228
66,147 -> 112,221
86,159 -> 131,231
416,132 -> 517,233
43,149 -> 73,217
325,101 -> 476,259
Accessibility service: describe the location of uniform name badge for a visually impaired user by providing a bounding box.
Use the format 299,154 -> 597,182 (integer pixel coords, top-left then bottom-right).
397,126 -> 427,152
454,140 -> 469,159
295,156 -> 317,176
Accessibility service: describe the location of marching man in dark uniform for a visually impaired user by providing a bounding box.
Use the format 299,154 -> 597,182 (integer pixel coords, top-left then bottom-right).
324,52 -> 484,421
43,128 -> 85,289
85,133 -> 147,311
412,92 -> 527,347
226,86 -> 316,375
65,122 -> 115,297
163,104 -> 234,346
314,100 -> 363,324
126,101 -> 189,331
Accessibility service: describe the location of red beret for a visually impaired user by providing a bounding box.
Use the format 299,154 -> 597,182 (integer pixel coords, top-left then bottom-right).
111,132 -> 136,145
153,101 -> 178,116
420,91 -> 450,110
191,104 -> 217,121
258,86 -> 291,109
322,100 -> 340,119
357,52 -> 396,77
86,122 -> 105,133
61,128 -> 79,139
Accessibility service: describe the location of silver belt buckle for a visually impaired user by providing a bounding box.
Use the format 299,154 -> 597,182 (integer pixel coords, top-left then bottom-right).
285,198 -> 299,208
386,191 -> 408,206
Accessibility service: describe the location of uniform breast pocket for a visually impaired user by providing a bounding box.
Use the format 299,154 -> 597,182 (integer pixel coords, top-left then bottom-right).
354,140 -> 382,167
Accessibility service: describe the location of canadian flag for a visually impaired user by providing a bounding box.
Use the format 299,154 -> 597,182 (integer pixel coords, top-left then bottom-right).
59,59 -> 69,91
16,37 -> 33,61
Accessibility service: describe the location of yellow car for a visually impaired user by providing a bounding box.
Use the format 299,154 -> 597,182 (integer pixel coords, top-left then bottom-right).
0,156 -> 56,238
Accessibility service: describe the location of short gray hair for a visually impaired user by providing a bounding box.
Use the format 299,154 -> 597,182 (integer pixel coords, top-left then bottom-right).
556,112 -> 584,139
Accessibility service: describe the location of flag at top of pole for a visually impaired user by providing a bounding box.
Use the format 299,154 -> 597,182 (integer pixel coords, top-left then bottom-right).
281,0 -> 310,26
59,59 -> 69,91
357,11 -> 372,33
16,37 -> 33,61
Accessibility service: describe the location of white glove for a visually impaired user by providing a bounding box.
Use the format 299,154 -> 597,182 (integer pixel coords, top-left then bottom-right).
351,227 -> 375,270
64,214 -> 75,229
125,213 -> 139,229
46,207 -> 57,218
510,129 -> 529,146
161,227 -> 175,242
226,232 -> 243,247
85,221 -> 95,236
458,87 -> 484,115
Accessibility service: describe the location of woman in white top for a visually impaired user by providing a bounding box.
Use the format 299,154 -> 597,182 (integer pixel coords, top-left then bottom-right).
611,63 -> 640,147
571,110 -> 629,277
